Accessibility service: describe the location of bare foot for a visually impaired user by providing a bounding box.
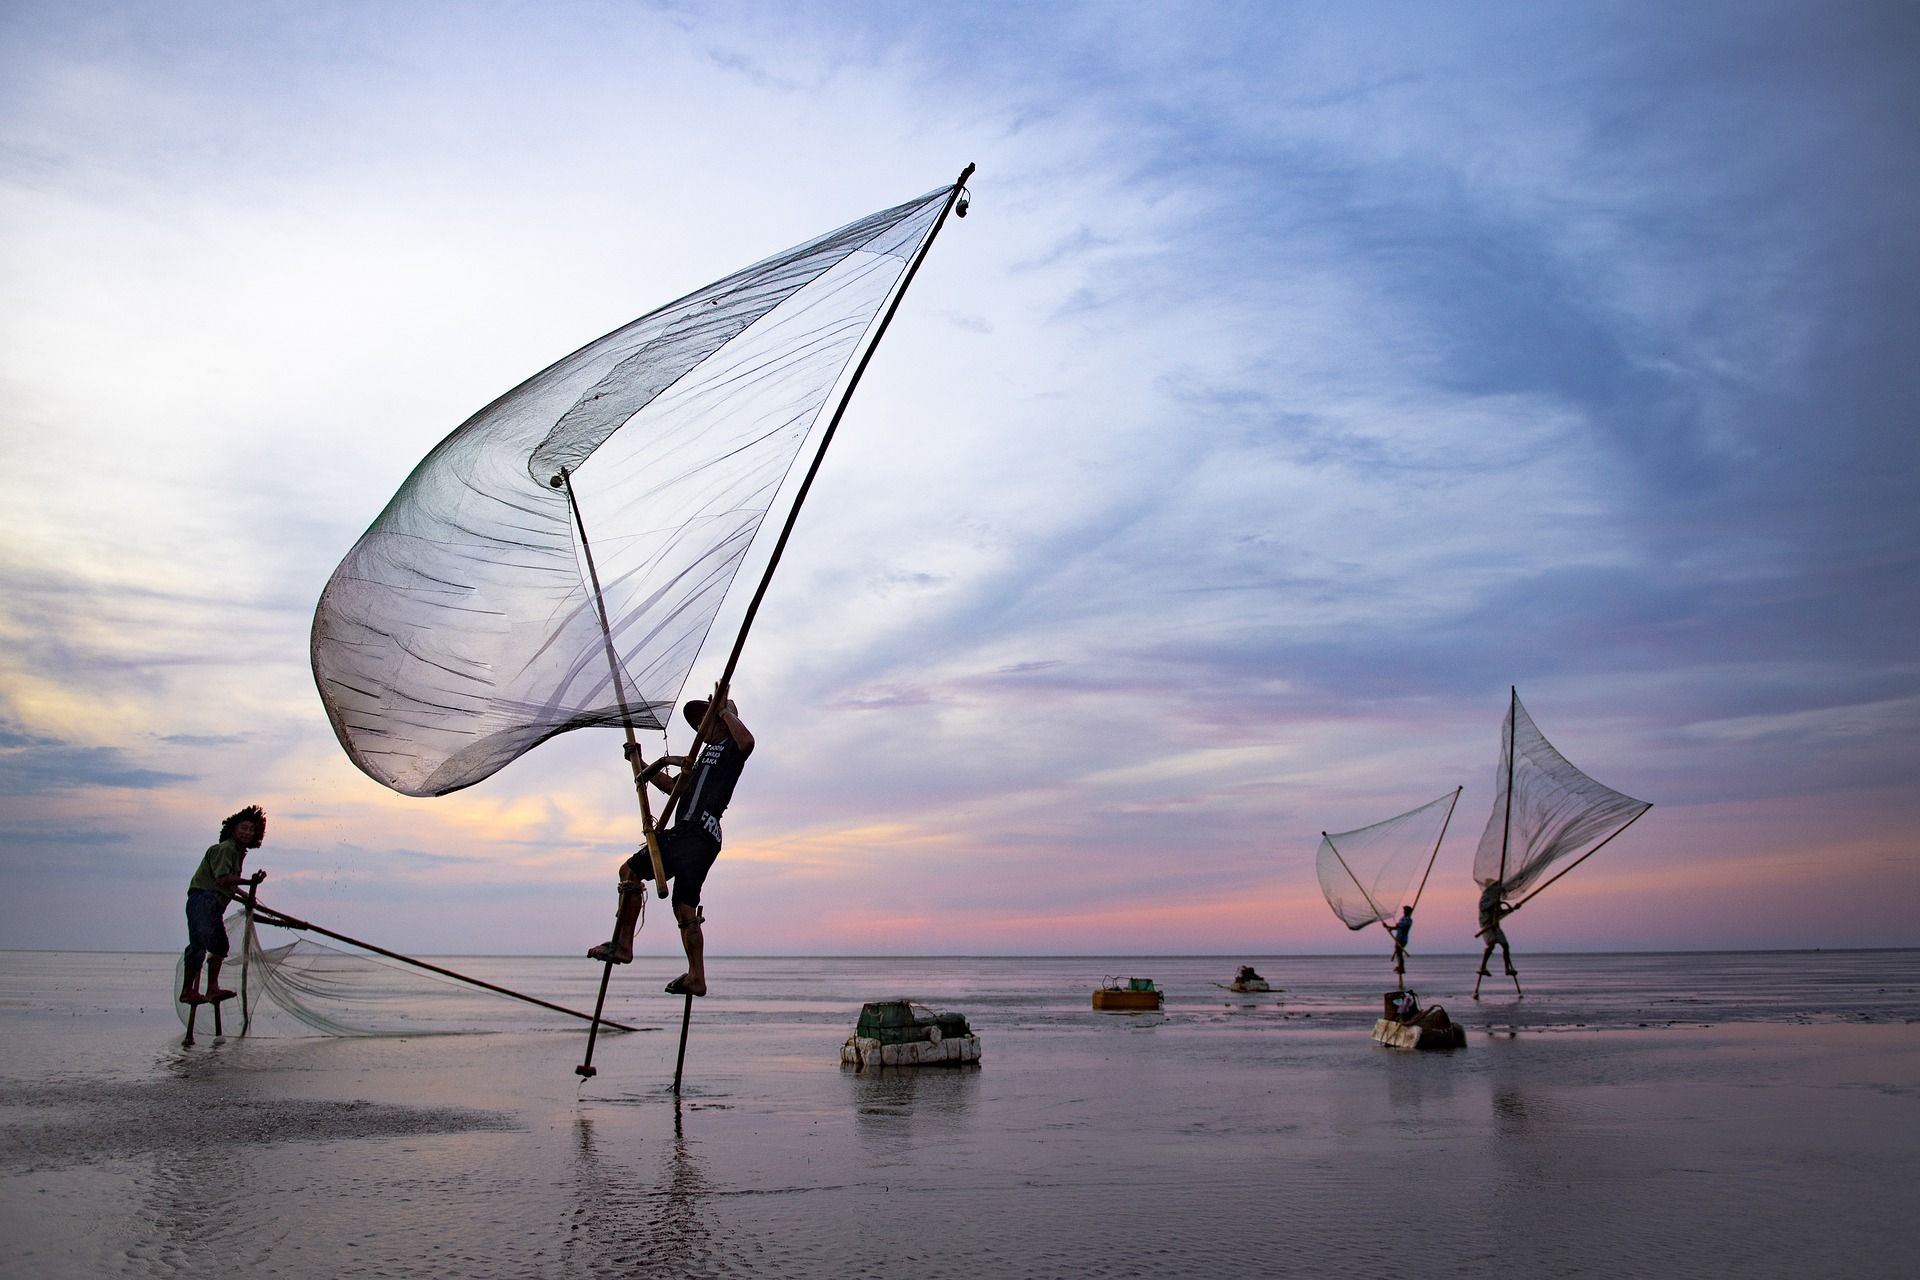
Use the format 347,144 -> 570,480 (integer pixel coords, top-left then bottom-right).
178,990 -> 204,1004
587,941 -> 632,964
663,974 -> 706,997
207,988 -> 237,1002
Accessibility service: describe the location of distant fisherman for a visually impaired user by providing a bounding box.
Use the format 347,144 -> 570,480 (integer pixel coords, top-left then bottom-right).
1392,905 -> 1414,981
1475,879 -> 1516,982
180,805 -> 267,1005
589,698 -> 753,998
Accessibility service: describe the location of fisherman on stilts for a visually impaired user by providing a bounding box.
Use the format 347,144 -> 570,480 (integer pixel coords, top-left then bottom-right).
1474,878 -> 1518,997
589,697 -> 753,997
1391,905 -> 1414,987
180,805 -> 267,1005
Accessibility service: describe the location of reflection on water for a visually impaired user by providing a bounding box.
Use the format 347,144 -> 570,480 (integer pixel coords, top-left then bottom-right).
850,1062 -> 981,1156
567,1106 -> 714,1278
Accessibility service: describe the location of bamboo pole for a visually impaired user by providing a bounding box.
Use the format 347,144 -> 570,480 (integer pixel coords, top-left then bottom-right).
239,883 -> 256,1036
1409,786 -> 1461,912
1498,687 -> 1516,887
1506,803 -> 1653,915
708,162 -> 975,700
556,468 -> 670,895
1321,832 -> 1400,943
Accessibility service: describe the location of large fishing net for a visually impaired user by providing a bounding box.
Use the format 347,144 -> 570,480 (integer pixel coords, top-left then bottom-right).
1315,790 -> 1459,930
312,186 -> 954,796
1472,691 -> 1651,898
172,907 -> 598,1036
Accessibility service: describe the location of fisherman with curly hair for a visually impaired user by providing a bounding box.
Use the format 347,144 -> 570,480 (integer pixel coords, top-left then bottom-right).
180,805 -> 268,1004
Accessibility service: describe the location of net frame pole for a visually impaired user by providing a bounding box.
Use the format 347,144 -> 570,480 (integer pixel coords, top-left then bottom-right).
1497,686 -> 1517,887
558,468 -> 669,1076
557,468 -> 671,894
240,883 -> 256,1036
247,900 -> 641,1032
1504,802 -> 1653,916
706,163 -> 975,702
1408,786 -> 1462,913
651,165 -> 977,828
1320,832 -> 1399,940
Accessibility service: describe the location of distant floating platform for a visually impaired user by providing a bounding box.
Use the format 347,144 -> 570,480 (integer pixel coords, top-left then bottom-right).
841,999 -> 981,1070
1228,965 -> 1271,993
1093,977 -> 1163,1012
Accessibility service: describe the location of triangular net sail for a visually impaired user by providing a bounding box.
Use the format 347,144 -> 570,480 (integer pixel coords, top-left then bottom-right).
1472,690 -> 1651,898
1316,790 -> 1458,931
173,908 -> 588,1036
312,186 -> 954,796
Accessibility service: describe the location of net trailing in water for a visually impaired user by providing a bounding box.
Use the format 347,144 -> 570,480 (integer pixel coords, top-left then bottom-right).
172,908 -> 597,1036
312,186 -> 955,796
1472,689 -> 1651,898
1315,789 -> 1460,931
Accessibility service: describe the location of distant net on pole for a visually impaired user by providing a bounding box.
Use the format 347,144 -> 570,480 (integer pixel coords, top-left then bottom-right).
310,186 -> 954,797
1316,790 -> 1458,931
1472,691 -> 1651,897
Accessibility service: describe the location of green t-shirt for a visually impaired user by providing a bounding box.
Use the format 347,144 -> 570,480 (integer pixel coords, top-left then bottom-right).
188,839 -> 246,894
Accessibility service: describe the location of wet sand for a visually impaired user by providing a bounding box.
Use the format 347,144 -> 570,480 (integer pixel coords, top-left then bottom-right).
3,951 -> 1916,1278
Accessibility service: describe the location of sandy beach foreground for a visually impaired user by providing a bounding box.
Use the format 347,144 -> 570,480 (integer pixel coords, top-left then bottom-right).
2,950 -> 1916,1278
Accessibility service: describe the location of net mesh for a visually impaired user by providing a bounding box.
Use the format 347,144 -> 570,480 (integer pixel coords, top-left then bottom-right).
1471,691 -> 1651,897
312,186 -> 952,796
1315,790 -> 1457,931
174,908 -> 588,1036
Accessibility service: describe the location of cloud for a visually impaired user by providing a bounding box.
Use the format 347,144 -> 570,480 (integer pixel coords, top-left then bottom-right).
0,723 -> 192,794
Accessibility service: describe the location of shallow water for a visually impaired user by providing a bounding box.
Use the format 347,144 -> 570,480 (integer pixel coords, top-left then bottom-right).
2,950 -> 1917,1278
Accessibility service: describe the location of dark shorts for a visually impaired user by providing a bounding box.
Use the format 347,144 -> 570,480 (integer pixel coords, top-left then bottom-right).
185,888 -> 229,961
623,825 -> 721,910
1481,922 -> 1508,947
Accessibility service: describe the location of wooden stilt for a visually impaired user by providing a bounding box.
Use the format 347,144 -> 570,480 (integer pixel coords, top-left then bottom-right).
1510,968 -> 1524,999
182,1001 -> 199,1047
1473,969 -> 1485,1000
211,997 -> 224,1038
575,957 -> 616,1079
671,990 -> 694,1094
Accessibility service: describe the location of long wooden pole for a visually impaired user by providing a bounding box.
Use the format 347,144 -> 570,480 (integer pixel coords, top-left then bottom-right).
1321,832 -> 1399,942
708,162 -> 975,699
247,901 -> 640,1032
647,166 -> 978,828
240,884 -> 255,1036
1506,802 -> 1653,915
557,467 -> 669,1078
1498,687 -> 1517,887
1409,786 -> 1461,913
557,468 -> 671,895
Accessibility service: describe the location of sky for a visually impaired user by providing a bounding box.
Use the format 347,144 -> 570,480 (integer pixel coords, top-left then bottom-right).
2,1 -> 1916,957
